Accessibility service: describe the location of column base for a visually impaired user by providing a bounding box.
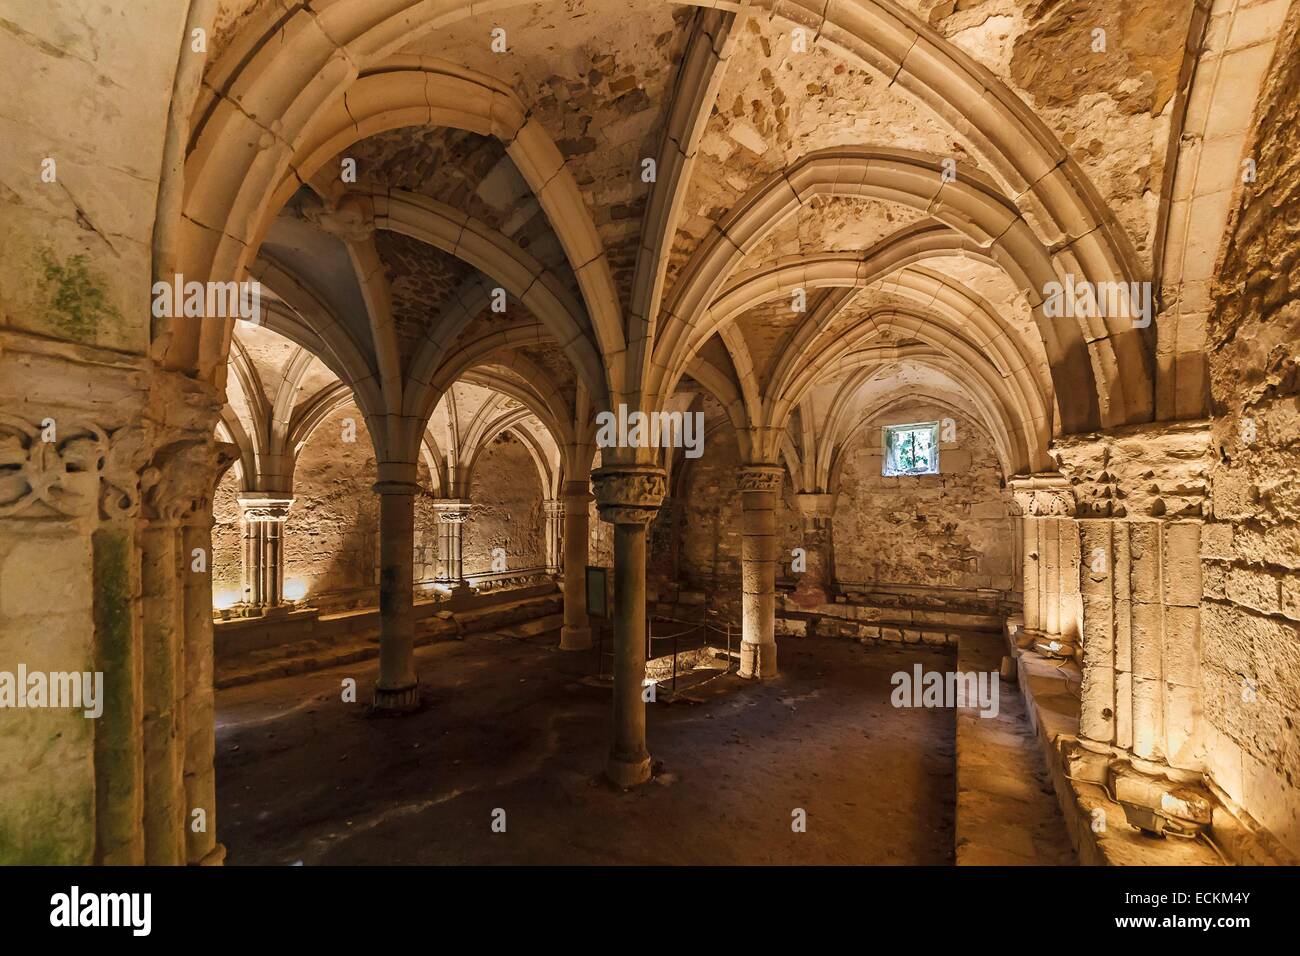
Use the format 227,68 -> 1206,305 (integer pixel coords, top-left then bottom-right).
1026,631 -> 1076,659
192,843 -> 227,866
560,624 -> 592,651
605,750 -> 652,788
738,640 -> 778,679
372,682 -> 421,712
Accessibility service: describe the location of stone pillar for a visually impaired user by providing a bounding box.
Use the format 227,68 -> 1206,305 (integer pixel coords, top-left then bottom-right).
591,464 -> 665,787
791,492 -> 834,608
182,517 -> 222,865
1076,517 -> 1202,769
432,498 -> 470,586
1009,477 -> 1077,657
560,480 -> 593,651
237,495 -> 292,609
543,498 -> 564,574
373,468 -> 420,712
1021,512 -> 1041,638
738,465 -> 784,679
1054,422 -> 1210,774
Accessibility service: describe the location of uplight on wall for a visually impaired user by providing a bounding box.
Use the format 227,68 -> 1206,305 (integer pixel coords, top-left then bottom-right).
284,579 -> 309,602
213,589 -> 243,611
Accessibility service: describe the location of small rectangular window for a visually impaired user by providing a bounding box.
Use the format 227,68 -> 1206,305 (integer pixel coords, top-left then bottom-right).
882,422 -> 939,476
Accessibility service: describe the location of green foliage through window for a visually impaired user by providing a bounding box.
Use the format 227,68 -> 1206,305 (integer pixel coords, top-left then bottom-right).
882,422 -> 939,476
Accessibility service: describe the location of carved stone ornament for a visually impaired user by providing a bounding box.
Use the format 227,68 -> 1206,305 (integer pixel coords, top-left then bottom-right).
737,465 -> 784,493
0,415 -> 146,521
238,496 -> 294,522
1021,489 -> 1077,517
432,499 -> 472,524
1008,477 -> 1076,518
591,464 -> 666,525
141,439 -> 222,523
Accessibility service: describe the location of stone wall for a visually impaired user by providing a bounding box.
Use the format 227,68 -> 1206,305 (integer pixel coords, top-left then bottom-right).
1201,0 -> 1300,856
212,468 -> 243,607
833,403 -> 1015,595
653,424 -> 804,623
211,405 -> 445,613
464,432 -> 544,575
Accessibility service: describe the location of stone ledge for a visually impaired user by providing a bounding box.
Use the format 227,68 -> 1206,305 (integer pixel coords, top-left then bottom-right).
1003,620 -> 1294,866
215,591 -> 562,688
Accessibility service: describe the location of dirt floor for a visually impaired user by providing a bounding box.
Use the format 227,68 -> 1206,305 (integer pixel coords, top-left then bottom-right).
215,629 -> 958,865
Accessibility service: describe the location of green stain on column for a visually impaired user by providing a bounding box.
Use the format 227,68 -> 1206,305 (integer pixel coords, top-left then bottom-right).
93,526 -> 142,864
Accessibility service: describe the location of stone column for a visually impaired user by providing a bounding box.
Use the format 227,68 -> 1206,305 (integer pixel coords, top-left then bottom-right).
1009,477 -> 1077,657
1076,517 -> 1202,769
373,467 -> 420,712
542,498 -> 564,574
1054,423 -> 1210,774
791,492 -> 834,608
182,515 -> 222,865
432,498 -> 470,586
1021,511 -> 1041,639
738,465 -> 784,678
560,479 -> 593,651
592,464 -> 665,787
237,494 -> 292,609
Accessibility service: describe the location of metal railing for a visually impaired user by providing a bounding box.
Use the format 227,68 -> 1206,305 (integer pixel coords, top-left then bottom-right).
593,612 -> 740,693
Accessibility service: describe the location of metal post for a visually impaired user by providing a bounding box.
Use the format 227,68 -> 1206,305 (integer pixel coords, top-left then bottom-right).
672,628 -> 679,693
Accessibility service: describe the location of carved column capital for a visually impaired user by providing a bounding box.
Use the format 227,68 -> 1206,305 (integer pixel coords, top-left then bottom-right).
237,495 -> 294,522
1008,475 -> 1076,517
736,464 -> 785,493
542,498 -> 565,518
431,498 -> 471,524
141,440 -> 223,523
591,464 -> 665,526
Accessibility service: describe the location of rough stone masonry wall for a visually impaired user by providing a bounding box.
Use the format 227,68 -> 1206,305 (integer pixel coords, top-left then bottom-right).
1201,0 -> 1300,856
833,403 -> 1015,596
212,468 -> 243,606
464,432 -> 544,576
284,406 -> 380,610
659,424 -> 801,623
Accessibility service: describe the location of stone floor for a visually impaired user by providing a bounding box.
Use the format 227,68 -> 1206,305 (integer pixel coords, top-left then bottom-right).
215,629 -> 961,864
955,633 -> 1076,865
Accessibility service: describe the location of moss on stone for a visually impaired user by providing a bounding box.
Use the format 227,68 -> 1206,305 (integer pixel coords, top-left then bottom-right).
93,528 -> 137,862
36,246 -> 121,342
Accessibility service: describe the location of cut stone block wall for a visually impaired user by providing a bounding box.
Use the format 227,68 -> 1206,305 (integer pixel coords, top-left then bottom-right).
1201,0 -> 1300,856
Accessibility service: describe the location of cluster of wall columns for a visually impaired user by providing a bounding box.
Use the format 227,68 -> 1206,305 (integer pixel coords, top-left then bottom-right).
1010,478 -> 1082,658
431,498 -> 471,587
543,498 -> 564,575
236,495 -> 293,609
1011,475 -> 1204,774
0,361 -> 233,864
